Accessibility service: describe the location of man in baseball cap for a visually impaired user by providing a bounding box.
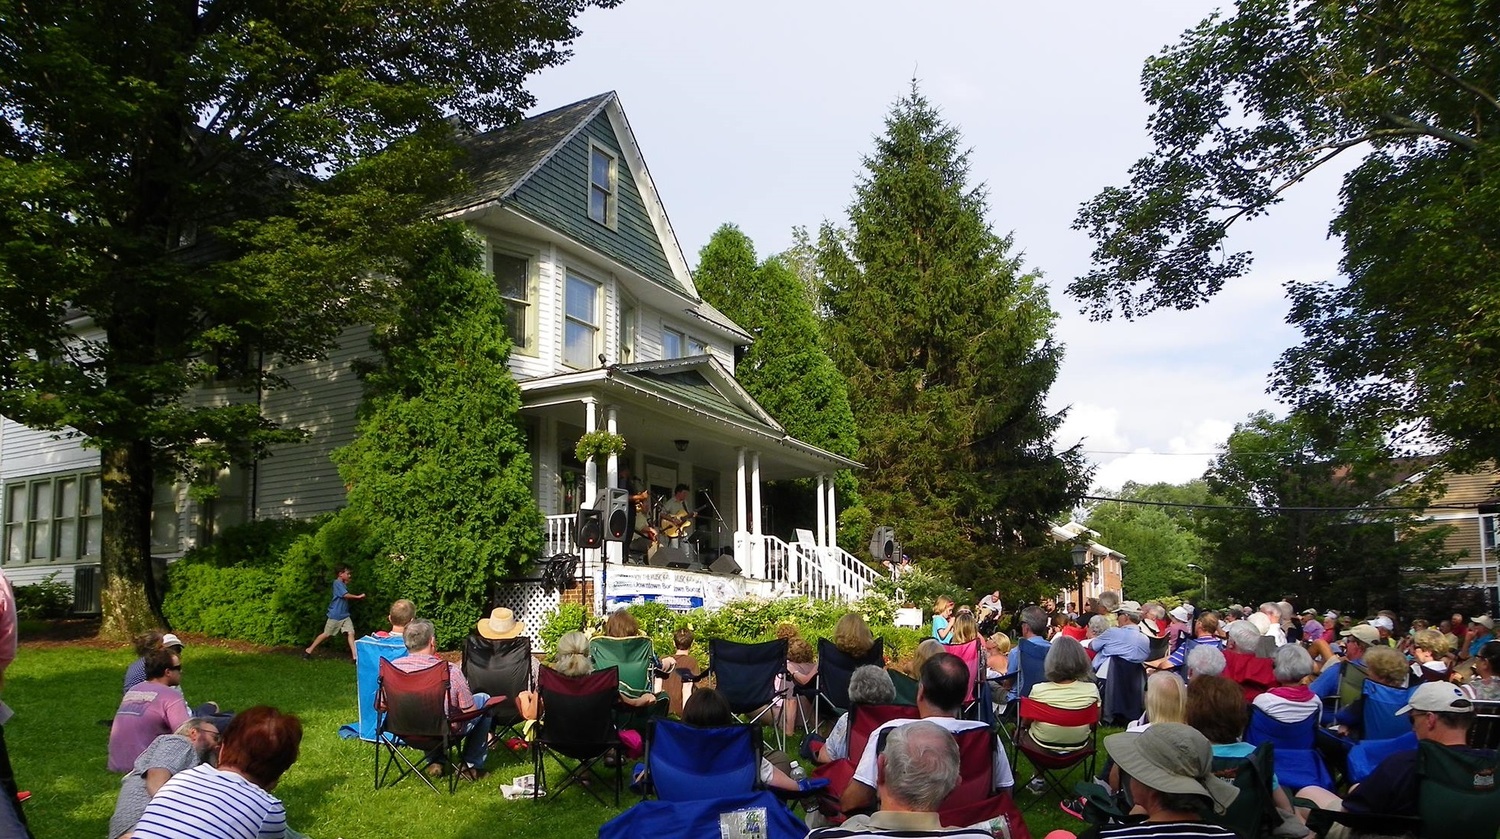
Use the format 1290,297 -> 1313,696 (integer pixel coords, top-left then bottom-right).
1296,682 -> 1484,825
1309,624 -> 1379,705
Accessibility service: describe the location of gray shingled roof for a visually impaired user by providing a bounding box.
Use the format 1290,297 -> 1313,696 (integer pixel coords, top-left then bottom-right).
438,92 -> 614,215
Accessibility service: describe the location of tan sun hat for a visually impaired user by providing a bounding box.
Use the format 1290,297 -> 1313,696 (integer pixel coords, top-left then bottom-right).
1104,724 -> 1239,813
1340,624 -> 1380,645
476,607 -> 526,640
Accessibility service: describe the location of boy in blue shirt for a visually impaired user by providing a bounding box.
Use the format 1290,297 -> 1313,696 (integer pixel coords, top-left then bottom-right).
303,565 -> 366,661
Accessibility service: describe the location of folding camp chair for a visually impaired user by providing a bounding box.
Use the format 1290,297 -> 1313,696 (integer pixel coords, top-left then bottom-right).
1208,741 -> 1280,839
997,638 -> 1051,751
533,665 -> 623,805
1318,679 -> 1412,782
810,638 -> 885,729
888,669 -> 919,706
941,639 -> 984,720
374,659 -> 498,794
1012,697 -> 1100,810
590,636 -> 668,730
643,718 -> 762,801
1467,698 -> 1500,749
1245,705 -> 1333,791
809,703 -> 918,815
1099,659 -> 1146,725
1304,741 -> 1500,839
462,632 -> 533,749
696,638 -> 789,752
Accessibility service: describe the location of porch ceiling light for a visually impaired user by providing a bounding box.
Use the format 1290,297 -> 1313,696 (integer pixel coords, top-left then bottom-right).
674,439 -> 689,452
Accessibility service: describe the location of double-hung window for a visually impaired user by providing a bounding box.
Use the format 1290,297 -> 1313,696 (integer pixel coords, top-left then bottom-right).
564,271 -> 600,368
3,471 -> 102,565
589,144 -> 617,227
491,247 -> 536,355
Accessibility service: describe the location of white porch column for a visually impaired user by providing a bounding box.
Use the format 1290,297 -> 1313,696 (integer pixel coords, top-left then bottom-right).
815,473 -> 827,550
604,406 -> 621,564
583,398 -> 598,504
826,476 -> 838,551
735,447 -> 748,533
735,447 -> 754,578
750,451 -> 763,538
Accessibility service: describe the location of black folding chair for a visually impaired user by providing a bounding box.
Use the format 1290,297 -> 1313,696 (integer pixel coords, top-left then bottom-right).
697,638 -> 788,752
461,632 -> 533,750
810,638 -> 885,730
533,665 -> 623,805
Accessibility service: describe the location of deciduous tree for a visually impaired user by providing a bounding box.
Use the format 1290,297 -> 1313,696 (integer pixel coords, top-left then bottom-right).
1084,481 -> 1215,603
1072,0 -> 1500,469
819,84 -> 1090,596
0,0 -> 614,635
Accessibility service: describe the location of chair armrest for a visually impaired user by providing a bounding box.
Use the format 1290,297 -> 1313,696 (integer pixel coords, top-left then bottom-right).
452,696 -> 505,724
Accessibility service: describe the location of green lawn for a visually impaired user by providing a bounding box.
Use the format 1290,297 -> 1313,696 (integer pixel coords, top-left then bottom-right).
7,639 -> 1091,838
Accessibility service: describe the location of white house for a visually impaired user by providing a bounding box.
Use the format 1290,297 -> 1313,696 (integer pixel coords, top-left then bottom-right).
0,92 -> 875,611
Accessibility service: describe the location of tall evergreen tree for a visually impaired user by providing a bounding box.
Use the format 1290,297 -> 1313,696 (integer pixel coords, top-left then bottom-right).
819,85 -> 1090,595
695,225 -> 862,545
331,226 -> 542,646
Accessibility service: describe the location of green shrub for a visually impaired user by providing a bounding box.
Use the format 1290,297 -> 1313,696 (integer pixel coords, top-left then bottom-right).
13,573 -> 74,619
538,602 -> 591,656
163,518 -> 326,646
868,565 -> 969,615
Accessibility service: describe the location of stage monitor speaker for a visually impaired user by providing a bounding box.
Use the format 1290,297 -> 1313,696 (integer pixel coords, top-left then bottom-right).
869,525 -> 896,562
576,507 -> 603,550
647,546 -> 696,569
709,553 -> 741,575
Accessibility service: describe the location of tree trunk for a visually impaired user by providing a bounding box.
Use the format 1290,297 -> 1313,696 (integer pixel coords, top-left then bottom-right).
99,441 -> 163,640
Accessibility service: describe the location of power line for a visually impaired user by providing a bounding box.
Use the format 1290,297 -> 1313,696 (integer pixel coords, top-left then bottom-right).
1081,494 -> 1493,514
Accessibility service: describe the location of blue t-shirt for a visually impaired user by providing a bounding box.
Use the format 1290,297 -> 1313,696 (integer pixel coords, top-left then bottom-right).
328,578 -> 350,620
932,615 -> 951,641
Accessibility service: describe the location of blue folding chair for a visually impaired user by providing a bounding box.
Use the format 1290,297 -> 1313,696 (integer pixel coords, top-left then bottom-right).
1015,637 -> 1049,699
1317,679 -> 1413,782
1246,706 -> 1333,791
644,718 -> 762,801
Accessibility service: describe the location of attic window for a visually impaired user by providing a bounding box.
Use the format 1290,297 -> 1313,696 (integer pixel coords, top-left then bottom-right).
589,144 -> 616,227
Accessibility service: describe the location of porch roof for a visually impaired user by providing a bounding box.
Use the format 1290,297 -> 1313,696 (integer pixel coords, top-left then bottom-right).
518,355 -> 861,479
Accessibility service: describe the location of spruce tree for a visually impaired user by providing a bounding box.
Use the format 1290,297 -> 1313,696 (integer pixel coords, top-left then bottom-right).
331,225 -> 542,646
820,85 -> 1090,594
695,225 -> 862,545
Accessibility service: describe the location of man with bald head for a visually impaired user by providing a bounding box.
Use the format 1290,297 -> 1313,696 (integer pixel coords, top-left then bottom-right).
811,720 -> 993,838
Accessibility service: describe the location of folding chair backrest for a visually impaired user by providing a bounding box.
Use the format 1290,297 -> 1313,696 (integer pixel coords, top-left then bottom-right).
1017,638 -> 1049,698
1348,730 -> 1417,785
462,633 -> 532,722
590,636 -> 656,699
871,723 -> 996,810
1362,680 -> 1413,741
1147,634 -> 1170,662
378,659 -> 450,741
647,719 -> 761,801
1101,659 -> 1146,724
1416,739 -> 1500,839
847,703 -> 919,766
942,640 -> 982,703
1471,699 -> 1500,749
888,669 -> 918,706
815,638 -> 885,713
709,638 -> 787,713
1208,741 -> 1278,839
1245,705 -> 1317,750
537,665 -> 620,755
1018,696 -> 1100,729
1338,660 -> 1369,709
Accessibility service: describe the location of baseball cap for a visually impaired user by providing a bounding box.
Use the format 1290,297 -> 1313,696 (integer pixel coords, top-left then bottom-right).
1473,615 -> 1495,630
1104,724 -> 1239,813
1113,600 -> 1143,617
162,633 -> 185,650
1370,616 -> 1394,631
1170,605 -> 1193,623
1396,682 -> 1474,716
1340,624 -> 1380,645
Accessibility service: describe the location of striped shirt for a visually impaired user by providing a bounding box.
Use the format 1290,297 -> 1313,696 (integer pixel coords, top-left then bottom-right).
809,810 -> 994,838
132,764 -> 287,839
1079,822 -> 1238,839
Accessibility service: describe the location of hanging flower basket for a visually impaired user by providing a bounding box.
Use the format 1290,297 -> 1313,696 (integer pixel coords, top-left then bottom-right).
575,430 -> 627,462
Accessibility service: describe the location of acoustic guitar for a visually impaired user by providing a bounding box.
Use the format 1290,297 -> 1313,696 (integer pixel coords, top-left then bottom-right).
658,504 -> 708,539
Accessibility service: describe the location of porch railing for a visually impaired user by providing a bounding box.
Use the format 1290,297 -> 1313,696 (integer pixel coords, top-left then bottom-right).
545,514 -> 574,558
763,535 -> 878,602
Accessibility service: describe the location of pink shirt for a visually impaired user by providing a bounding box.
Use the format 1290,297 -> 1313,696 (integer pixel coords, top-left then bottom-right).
109,682 -> 190,772
0,573 -> 16,675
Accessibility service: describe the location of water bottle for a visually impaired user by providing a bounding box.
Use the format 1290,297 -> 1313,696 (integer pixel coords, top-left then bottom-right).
790,763 -> 807,781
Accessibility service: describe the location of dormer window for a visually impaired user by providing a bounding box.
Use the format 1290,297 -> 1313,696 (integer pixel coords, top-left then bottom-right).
589,143 -> 616,227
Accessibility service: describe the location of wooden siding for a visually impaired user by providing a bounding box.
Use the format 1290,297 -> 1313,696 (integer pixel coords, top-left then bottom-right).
0,419 -> 98,482
508,113 -> 682,296
254,326 -> 371,520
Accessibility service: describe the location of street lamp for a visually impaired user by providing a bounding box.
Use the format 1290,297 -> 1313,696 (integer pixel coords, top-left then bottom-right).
1187,563 -> 1208,604
1071,544 -> 1090,615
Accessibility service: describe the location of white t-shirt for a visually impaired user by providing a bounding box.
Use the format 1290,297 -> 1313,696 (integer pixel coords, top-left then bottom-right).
851,716 -> 1014,793
132,764 -> 288,839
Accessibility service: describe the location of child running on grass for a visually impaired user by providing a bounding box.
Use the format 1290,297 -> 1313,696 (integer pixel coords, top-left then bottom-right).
303,566 -> 365,661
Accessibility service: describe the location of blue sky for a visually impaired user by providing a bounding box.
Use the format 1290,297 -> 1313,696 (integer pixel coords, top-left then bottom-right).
525,1 -> 1349,491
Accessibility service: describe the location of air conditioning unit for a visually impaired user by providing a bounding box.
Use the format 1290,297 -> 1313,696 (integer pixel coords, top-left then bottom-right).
73,565 -> 102,614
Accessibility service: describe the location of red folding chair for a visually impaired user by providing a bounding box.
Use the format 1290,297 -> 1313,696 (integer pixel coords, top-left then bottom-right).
374,659 -> 500,794
1012,696 -> 1100,809
810,703 -> 919,817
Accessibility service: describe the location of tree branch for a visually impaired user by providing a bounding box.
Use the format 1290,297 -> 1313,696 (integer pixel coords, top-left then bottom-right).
1380,112 -> 1479,150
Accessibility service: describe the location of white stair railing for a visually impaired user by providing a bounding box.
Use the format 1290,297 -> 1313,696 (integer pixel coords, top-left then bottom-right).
544,514 -> 574,557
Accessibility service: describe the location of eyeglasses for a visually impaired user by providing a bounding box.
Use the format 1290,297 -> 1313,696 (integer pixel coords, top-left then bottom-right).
166,665 -> 183,671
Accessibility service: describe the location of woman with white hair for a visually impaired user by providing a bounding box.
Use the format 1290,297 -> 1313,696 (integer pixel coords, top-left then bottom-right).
814,665 -> 896,765
1252,644 -> 1319,723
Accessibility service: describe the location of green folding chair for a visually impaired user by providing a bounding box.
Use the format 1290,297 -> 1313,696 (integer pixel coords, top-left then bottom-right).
590,636 -> 668,729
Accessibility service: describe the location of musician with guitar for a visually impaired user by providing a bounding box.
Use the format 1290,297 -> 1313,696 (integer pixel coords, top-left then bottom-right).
658,484 -> 701,549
